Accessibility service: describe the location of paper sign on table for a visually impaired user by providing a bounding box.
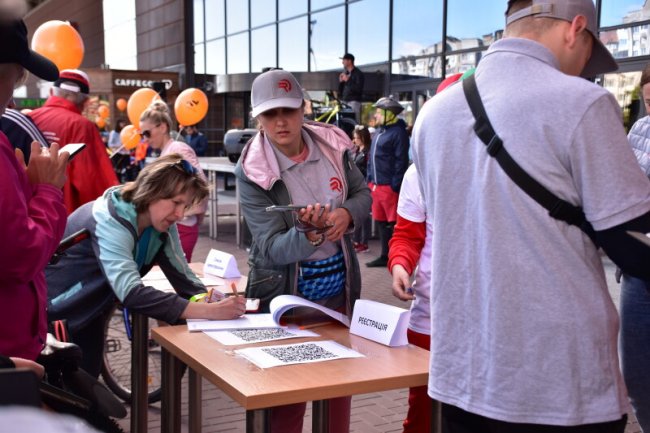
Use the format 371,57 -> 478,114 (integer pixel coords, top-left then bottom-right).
203,248 -> 241,278
349,299 -> 409,347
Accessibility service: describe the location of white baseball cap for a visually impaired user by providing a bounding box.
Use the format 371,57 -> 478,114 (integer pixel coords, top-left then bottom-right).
251,69 -> 304,117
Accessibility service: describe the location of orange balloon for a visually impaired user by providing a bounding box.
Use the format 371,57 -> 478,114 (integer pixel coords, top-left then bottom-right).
120,125 -> 140,150
116,98 -> 127,112
98,105 -> 110,119
31,20 -> 84,71
127,88 -> 160,126
174,88 -> 209,127
95,117 -> 106,129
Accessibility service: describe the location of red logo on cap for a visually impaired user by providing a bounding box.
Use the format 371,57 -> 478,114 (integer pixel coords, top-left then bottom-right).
278,79 -> 292,92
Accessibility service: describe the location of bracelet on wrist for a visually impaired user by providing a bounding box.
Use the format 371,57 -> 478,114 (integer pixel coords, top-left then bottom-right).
308,233 -> 325,247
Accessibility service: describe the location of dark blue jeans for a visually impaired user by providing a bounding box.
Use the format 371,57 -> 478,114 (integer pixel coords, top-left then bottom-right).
620,274 -> 650,433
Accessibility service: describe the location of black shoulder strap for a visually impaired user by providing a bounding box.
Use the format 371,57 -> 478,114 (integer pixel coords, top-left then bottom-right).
462,75 -> 598,246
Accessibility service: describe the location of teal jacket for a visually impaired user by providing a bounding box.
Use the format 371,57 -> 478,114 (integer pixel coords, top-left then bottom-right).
46,186 -> 205,330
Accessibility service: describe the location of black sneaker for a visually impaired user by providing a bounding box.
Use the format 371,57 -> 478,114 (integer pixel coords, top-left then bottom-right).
366,256 -> 388,267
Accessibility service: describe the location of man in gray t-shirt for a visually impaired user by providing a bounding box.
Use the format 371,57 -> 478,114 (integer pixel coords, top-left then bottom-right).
412,0 -> 650,432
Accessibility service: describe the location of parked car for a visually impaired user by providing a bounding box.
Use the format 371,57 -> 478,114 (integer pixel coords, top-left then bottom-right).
224,128 -> 257,163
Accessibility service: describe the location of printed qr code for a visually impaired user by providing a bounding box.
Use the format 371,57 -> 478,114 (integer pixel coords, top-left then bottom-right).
230,328 -> 295,342
262,343 -> 336,363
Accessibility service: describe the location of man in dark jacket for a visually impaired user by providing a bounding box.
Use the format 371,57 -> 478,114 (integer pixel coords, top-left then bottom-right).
184,124 -> 208,156
338,53 -> 364,122
366,96 -> 410,267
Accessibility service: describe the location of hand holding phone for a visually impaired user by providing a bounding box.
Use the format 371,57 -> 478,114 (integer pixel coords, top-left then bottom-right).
58,143 -> 86,162
265,205 -> 308,212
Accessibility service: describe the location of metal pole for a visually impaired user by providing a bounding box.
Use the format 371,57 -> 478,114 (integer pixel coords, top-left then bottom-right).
312,400 -> 330,433
161,348 -> 182,433
246,409 -> 270,433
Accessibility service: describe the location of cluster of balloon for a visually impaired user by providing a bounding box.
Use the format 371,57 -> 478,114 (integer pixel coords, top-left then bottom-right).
119,125 -> 140,150
127,88 -> 160,126
31,20 -> 84,71
174,88 -> 209,127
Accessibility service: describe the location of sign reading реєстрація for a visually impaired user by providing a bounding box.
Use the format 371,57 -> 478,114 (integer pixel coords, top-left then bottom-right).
350,300 -> 409,346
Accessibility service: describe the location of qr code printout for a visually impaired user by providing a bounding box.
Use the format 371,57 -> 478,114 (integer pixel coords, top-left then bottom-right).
230,328 -> 295,342
262,343 -> 336,363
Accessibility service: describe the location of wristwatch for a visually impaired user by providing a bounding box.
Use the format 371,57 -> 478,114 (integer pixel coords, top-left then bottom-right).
308,233 -> 325,247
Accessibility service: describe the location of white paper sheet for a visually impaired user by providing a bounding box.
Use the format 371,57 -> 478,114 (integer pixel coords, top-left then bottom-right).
187,313 -> 281,332
234,340 -> 363,368
270,295 -> 350,327
204,328 -> 318,345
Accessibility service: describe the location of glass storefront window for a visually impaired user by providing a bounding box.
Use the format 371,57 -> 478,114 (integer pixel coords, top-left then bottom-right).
310,6 -> 345,71
601,1 -> 649,28
251,0 -> 276,27
391,56 -> 443,79
227,33 -> 249,73
279,16 -> 308,71
252,25 -> 277,72
279,0 -> 307,20
205,38 -> 225,75
195,42 -> 206,74
311,0 -> 345,12
348,0 -> 389,65
103,0 -> 137,70
392,0 -> 442,61
601,23 -> 650,59
446,0 -> 503,52
227,0 -> 248,34
445,51 -> 483,76
194,0 -> 204,43
603,71 -> 642,131
205,0 -> 225,40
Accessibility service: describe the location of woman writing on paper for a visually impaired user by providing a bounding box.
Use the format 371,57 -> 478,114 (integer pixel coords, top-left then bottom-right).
234,69 -> 371,433
46,154 -> 246,377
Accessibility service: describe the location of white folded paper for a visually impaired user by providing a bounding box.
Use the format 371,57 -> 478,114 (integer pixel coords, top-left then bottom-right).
349,299 -> 410,347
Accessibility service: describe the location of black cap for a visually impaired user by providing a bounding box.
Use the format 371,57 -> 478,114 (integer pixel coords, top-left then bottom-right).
340,53 -> 355,62
0,19 -> 59,81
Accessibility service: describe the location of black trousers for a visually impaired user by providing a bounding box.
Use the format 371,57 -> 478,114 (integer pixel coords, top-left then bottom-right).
441,403 -> 627,433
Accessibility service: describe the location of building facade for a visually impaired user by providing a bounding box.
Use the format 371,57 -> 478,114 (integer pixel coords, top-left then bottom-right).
21,0 -> 650,154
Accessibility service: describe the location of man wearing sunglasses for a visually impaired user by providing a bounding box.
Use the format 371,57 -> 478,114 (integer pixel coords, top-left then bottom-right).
30,69 -> 118,214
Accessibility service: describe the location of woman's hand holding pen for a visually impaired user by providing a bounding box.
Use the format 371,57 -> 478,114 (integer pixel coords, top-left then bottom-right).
181,288 -> 246,320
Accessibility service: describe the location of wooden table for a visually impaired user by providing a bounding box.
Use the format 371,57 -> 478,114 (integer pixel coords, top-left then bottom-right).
197,157 -> 241,245
130,263 -> 247,433
151,323 -> 430,433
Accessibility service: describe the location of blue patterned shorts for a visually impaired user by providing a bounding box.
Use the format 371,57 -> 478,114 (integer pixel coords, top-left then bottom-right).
297,251 -> 346,301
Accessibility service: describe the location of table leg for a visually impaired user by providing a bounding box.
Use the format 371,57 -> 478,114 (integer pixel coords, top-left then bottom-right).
188,369 -> 202,433
131,313 -> 149,433
246,409 -> 270,433
312,400 -> 330,433
161,348 -> 182,433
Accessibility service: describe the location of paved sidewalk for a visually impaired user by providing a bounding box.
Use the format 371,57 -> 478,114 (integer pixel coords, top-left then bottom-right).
115,193 -> 641,433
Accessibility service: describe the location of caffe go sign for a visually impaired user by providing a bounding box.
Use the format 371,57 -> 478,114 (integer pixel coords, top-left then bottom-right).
114,78 -> 174,90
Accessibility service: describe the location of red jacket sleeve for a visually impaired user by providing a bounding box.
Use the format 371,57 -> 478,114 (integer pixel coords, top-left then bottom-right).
65,120 -> 118,213
388,214 -> 426,275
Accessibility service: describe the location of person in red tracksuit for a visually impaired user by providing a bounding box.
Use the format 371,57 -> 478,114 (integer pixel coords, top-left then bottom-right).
30,69 -> 118,214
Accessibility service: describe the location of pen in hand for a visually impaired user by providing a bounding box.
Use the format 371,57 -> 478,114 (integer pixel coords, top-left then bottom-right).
230,282 -> 238,297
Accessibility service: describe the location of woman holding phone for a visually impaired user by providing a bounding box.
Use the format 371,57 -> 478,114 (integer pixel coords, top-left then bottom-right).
234,69 -> 371,433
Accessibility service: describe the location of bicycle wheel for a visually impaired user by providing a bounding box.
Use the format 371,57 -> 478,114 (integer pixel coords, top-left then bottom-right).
100,304 -> 162,404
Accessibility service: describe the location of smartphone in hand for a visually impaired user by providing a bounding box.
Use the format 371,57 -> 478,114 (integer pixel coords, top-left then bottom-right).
265,205 -> 308,212
58,143 -> 86,162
